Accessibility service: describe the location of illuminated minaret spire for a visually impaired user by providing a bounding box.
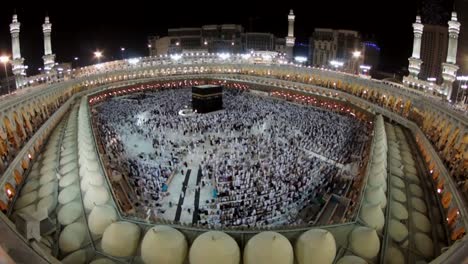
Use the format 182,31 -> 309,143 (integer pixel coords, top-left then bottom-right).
42,16 -> 56,71
285,9 -> 295,60
408,15 -> 424,78
442,11 -> 461,98
9,13 -> 26,88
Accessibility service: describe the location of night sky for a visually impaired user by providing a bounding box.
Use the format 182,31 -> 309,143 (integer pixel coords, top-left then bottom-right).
0,0 -> 455,77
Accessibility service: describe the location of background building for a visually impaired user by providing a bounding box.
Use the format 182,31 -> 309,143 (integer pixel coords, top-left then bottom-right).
243,33 -> 275,52
455,0 -> 468,76
310,29 -> 376,73
419,24 -> 448,83
362,41 -> 381,70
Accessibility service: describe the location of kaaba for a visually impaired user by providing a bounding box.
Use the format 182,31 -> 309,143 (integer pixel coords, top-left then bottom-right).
192,85 -> 223,113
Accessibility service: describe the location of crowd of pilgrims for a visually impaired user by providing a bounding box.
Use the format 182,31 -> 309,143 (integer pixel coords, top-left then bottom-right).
92,87 -> 370,227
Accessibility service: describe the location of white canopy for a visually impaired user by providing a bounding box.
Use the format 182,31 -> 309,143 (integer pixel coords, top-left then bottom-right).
365,186 -> 387,209
349,227 -> 380,259
335,255 -> 367,264
141,225 -> 188,264
83,186 -> 110,210
359,204 -> 385,232
88,205 -> 118,236
189,231 -> 240,264
390,201 -> 408,220
412,212 -> 431,233
244,231 -> 293,264
102,221 -> 141,257
414,233 -> 434,258
388,220 -> 408,243
59,222 -> 86,253
58,201 -> 83,225
295,229 -> 336,264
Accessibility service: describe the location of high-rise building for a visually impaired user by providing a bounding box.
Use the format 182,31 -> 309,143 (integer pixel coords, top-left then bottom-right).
419,24 -> 448,83
310,29 -> 335,67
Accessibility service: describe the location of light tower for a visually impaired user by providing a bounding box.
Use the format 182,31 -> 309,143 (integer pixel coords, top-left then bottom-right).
9,13 -> 26,88
285,9 -> 296,60
42,16 -> 55,71
442,12 -> 461,99
408,15 -> 424,78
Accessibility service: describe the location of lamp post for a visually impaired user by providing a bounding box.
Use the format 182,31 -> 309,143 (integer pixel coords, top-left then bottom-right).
456,76 -> 468,105
352,51 -> 361,74
121,47 -> 125,60
94,51 -> 103,64
0,55 -> 11,94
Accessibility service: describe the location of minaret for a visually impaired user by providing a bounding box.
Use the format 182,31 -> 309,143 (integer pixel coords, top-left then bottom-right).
408,15 -> 424,78
42,16 -> 55,71
442,12 -> 461,99
285,9 -> 296,60
9,13 -> 26,87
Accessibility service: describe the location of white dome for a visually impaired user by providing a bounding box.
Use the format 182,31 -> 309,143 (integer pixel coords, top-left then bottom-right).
388,220 -> 408,243
404,165 -> 417,175
295,229 -> 336,264
59,222 -> 87,253
411,198 -> 427,214
60,155 -> 77,166
391,189 -> 407,203
141,225 -> 188,264
405,173 -> 420,184
385,247 -> 405,264
349,227 -> 380,259
88,205 -> 118,235
38,181 -> 56,198
391,167 -> 404,178
39,171 -> 57,185
59,170 -> 79,188
335,255 -> 367,264
60,162 -> 78,175
61,249 -> 87,264
82,172 -> 104,186
368,172 -> 386,189
189,231 -> 240,264
365,186 -> 387,209
58,201 -> 83,225
37,194 -> 57,214
58,185 -> 80,205
244,231 -> 293,264
391,176 -> 405,189
360,204 -> 385,232
414,233 -> 433,258
14,191 -> 38,210
412,212 -> 431,233
83,186 -> 110,210
391,201 -> 408,220
102,221 -> 141,257
409,184 -> 423,197
89,259 -> 115,264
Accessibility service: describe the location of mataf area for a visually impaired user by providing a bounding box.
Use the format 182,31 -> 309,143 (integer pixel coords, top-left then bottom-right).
91,86 -> 371,228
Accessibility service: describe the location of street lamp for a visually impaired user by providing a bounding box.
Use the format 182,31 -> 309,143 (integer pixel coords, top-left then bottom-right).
352,51 -> 361,74
0,55 -> 11,94
94,51 -> 103,63
120,47 -> 125,59
456,76 -> 468,104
